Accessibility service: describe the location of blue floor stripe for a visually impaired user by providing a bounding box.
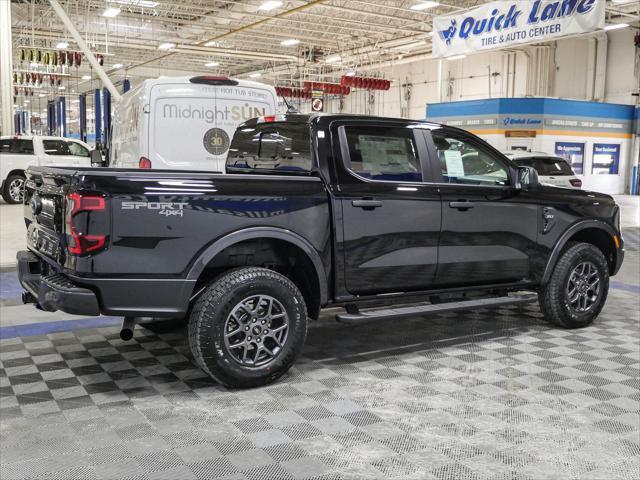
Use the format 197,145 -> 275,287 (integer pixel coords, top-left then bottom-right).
610,281 -> 640,294
0,317 -> 121,340
0,270 -> 23,301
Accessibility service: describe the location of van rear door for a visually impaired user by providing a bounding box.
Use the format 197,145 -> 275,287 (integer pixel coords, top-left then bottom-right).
149,80 -> 276,172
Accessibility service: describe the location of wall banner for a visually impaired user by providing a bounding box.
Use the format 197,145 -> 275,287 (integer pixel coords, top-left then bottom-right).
432,0 -> 605,59
592,143 -> 620,175
555,141 -> 585,174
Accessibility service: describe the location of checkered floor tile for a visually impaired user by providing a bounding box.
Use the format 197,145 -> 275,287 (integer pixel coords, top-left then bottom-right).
1,289 -> 638,480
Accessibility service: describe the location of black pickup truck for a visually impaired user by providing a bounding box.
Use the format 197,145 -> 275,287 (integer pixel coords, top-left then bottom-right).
18,113 -> 624,387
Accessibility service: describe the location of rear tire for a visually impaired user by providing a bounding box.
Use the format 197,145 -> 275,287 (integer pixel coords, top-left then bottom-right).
188,267 -> 308,388
2,174 -> 26,204
538,242 -> 609,329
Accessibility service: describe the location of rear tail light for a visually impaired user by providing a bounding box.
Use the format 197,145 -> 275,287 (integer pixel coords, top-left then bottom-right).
139,156 -> 152,169
66,193 -> 108,256
570,178 -> 582,188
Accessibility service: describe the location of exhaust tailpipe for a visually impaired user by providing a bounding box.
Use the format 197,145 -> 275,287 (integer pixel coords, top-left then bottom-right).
120,317 -> 136,341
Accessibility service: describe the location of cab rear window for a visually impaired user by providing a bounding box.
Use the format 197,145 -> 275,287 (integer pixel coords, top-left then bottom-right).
226,123 -> 312,174
514,157 -> 574,176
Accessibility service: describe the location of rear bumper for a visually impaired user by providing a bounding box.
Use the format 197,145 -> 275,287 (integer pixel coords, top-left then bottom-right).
17,250 -> 195,317
18,250 -> 100,316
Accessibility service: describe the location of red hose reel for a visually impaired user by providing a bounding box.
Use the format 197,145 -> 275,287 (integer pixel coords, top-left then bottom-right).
340,75 -> 390,91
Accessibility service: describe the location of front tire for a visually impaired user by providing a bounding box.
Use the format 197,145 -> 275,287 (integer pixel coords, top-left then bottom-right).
2,174 -> 26,204
538,242 -> 609,329
188,267 -> 308,388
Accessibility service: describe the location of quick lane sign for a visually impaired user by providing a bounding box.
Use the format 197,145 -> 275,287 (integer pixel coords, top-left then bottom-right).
433,0 -> 605,59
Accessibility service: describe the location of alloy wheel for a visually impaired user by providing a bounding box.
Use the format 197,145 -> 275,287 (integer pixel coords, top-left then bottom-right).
223,294 -> 289,367
9,178 -> 25,203
566,261 -> 601,313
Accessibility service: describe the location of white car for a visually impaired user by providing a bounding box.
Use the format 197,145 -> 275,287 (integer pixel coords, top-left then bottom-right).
108,76 -> 277,172
503,151 -> 582,189
0,135 -> 95,204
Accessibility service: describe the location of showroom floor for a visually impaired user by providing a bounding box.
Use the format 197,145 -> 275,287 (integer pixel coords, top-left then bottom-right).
1,201 -> 639,480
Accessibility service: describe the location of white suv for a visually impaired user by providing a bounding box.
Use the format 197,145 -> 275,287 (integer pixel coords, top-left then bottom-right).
503,151 -> 582,189
1,136 -> 95,204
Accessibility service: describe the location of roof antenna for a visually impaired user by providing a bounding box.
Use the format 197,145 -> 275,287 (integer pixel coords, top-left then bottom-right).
281,94 -> 300,114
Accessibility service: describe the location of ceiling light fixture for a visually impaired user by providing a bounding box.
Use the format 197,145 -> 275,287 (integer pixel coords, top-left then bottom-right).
102,7 -> 121,17
258,1 -> 283,11
325,54 -> 341,63
604,23 -> 629,31
346,70 -> 356,76
56,41 -> 69,49
113,0 -> 159,7
82,75 -> 91,80
58,86 -> 66,90
112,63 -> 124,69
447,54 -> 466,60
39,93 -> 46,97
205,61 -> 220,67
158,42 -> 176,50
391,40 -> 427,50
280,38 -> 300,46
411,1 -> 439,11
249,72 -> 262,78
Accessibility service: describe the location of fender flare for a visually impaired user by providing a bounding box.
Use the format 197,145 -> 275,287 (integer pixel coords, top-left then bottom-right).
186,227 -> 328,304
541,219 -> 617,285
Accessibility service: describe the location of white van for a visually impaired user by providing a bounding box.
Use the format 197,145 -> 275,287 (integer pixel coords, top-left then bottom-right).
109,76 -> 278,172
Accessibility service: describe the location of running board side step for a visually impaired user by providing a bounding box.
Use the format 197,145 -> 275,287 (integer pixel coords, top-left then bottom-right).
335,293 -> 538,324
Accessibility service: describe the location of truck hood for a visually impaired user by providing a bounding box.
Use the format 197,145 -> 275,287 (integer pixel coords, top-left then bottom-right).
536,184 -> 615,206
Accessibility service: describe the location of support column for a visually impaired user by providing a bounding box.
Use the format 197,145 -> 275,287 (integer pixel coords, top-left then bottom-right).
94,89 -> 102,148
0,0 -> 14,135
79,94 -> 87,142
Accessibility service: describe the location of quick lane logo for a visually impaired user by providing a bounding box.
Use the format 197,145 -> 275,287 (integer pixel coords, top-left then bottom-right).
502,117 -> 543,126
163,103 -> 267,124
441,0 -> 597,43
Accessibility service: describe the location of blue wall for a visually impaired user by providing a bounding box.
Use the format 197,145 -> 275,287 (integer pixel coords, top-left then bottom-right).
427,98 -> 635,121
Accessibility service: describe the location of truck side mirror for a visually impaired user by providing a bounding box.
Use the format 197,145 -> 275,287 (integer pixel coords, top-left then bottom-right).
90,149 -> 105,167
518,166 -> 539,190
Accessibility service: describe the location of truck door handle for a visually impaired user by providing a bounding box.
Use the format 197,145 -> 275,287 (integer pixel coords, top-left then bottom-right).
352,199 -> 382,210
449,201 -> 475,211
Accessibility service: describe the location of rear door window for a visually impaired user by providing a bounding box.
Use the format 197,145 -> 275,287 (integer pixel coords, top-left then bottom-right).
0,138 -> 34,154
342,126 -> 422,182
227,123 -> 312,173
42,139 -> 71,155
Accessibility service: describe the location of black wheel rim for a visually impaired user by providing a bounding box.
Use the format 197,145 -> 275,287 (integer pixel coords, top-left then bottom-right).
223,294 -> 289,367
566,261 -> 601,313
9,178 -> 25,203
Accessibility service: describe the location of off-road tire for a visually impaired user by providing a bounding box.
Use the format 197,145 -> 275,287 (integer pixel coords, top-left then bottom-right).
188,267 -> 308,388
2,173 -> 26,204
538,242 -> 609,329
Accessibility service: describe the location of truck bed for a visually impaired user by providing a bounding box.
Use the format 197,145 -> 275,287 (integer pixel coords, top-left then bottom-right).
22,166 -> 331,316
